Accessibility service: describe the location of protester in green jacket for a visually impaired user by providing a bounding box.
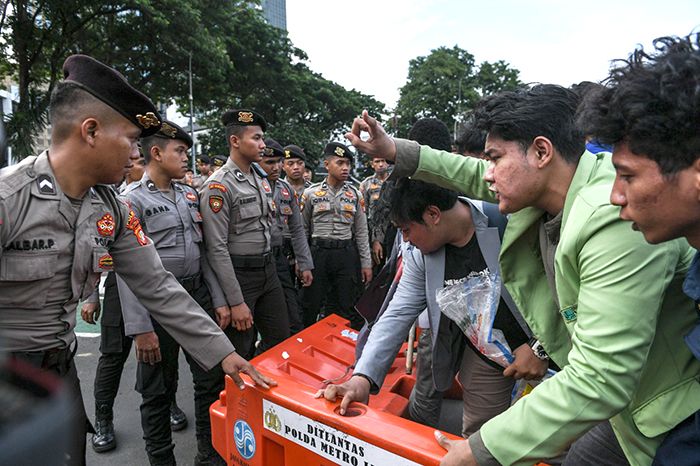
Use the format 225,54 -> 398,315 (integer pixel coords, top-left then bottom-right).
339,86 -> 700,466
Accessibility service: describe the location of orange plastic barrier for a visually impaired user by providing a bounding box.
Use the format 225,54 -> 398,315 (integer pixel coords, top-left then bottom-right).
211,314 -> 550,465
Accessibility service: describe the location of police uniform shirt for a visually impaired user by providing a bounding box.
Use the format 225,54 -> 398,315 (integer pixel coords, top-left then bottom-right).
300,179 -> 371,269
271,178 -> 313,272
0,152 -> 234,370
191,173 -> 209,191
200,157 -> 275,305
289,179 -> 312,203
359,173 -> 384,221
116,172 -> 227,336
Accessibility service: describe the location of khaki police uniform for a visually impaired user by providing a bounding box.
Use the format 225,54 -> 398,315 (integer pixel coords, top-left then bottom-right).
359,173 -> 385,227
299,178 -> 371,329
271,178 -> 313,334
200,157 -> 289,358
116,172 -> 226,461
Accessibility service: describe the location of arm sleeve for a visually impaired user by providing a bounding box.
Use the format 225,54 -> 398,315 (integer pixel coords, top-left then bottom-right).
478,208 -> 681,465
199,242 -> 228,309
116,273 -> 155,336
200,184 -> 244,306
287,188 -> 313,271
354,248 -> 427,389
111,200 -> 235,371
301,190 -> 312,238
354,195 -> 372,269
84,282 -> 101,303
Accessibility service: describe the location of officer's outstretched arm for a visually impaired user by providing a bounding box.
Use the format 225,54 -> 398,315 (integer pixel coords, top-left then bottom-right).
221,352 -> 277,390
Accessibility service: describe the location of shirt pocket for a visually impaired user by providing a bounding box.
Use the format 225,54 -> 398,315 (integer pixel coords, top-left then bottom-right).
339,202 -> 356,224
0,251 -> 58,309
313,201 -> 331,214
188,208 -> 204,243
145,214 -> 179,248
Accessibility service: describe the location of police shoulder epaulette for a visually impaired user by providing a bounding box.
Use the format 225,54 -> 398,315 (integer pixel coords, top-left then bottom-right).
0,156 -> 39,199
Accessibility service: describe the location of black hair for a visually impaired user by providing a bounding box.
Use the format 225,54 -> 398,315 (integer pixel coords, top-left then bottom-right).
139,135 -> 168,163
407,118 -> 453,152
577,33 -> 700,175
455,118 -> 487,156
49,82 -> 107,143
225,124 -> 252,150
389,178 -> 459,225
473,84 -> 585,164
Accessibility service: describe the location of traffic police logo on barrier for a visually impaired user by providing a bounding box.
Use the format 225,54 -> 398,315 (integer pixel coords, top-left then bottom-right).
234,419 -> 256,460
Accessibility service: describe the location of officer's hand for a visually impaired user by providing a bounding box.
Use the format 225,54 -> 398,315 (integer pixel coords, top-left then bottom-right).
503,343 -> 548,380
361,268 -> 372,284
214,306 -> 231,330
435,431 -> 478,466
314,375 -> 371,415
221,351 -> 277,390
231,302 -> 254,331
345,110 -> 397,163
134,331 -> 161,365
80,301 -> 101,325
300,270 -> 313,287
371,241 -> 384,266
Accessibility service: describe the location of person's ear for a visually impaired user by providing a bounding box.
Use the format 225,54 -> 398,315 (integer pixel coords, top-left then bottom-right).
81,118 -> 99,147
532,136 -> 555,169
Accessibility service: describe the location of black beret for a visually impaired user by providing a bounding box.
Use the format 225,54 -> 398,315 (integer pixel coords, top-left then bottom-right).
283,144 -> 307,161
196,155 -> 211,165
324,142 -> 353,161
152,120 -> 193,148
62,55 -> 162,137
211,155 -> 227,167
304,161 -> 314,171
221,109 -> 267,133
263,138 -> 285,158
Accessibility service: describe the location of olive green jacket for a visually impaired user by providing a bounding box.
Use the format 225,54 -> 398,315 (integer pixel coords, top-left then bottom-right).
392,140 -> 700,466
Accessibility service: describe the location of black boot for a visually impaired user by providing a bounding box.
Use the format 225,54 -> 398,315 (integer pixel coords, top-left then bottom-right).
92,404 -> 116,452
170,401 -> 188,431
194,433 -> 226,466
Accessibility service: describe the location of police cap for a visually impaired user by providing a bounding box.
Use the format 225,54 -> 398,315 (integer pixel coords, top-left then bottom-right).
221,109 -> 267,133
211,155 -> 227,167
196,155 -> 211,165
324,142 -> 353,161
152,120 -> 193,148
62,55 -> 162,137
283,144 -> 307,161
263,138 -> 285,158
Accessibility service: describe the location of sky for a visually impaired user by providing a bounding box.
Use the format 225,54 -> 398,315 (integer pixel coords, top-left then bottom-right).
286,0 -> 700,109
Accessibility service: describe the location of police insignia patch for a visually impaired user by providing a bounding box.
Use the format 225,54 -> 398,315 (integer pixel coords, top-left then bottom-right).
345,190 -> 354,198
344,212 -> 352,219
146,180 -> 157,191
334,147 -> 345,156
97,214 -> 115,237
196,212 -> 202,221
160,122 -> 177,138
37,174 -> 55,195
186,192 -> 197,201
209,183 -> 227,192
209,195 -> 224,213
283,206 -> 291,214
315,190 -> 327,197
234,170 -> 246,181
238,111 -> 254,123
344,205 -> 353,211
372,193 -> 380,200
318,205 -> 327,211
370,184 -> 379,189
125,209 -> 147,246
262,181 -> 271,192
136,112 -> 160,129
282,188 -> 290,198
98,254 -> 114,270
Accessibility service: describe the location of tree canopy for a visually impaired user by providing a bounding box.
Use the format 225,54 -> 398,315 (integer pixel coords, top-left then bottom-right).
391,45 -> 522,138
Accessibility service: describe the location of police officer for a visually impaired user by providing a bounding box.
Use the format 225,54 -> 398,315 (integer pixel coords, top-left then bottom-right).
211,155 -> 227,173
191,154 -> 211,190
0,55 -> 273,466
303,160 -> 314,183
200,110 -> 290,359
116,120 -> 230,465
359,156 -> 390,272
300,142 -> 372,330
260,138 -> 314,335
282,144 -> 312,199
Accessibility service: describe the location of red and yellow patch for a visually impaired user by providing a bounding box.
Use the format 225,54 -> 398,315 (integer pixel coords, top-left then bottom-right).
282,188 -> 290,198
372,193 -> 380,200
344,204 -> 353,211
360,197 -> 366,213
196,212 -> 202,221
125,210 -> 147,246
134,224 -> 148,246
271,200 -> 276,211
98,254 -> 114,270
209,195 -> 224,213
283,206 -> 292,214
97,214 -> 115,237
345,190 -> 354,198
344,212 -> 352,219
315,190 -> 327,197
262,181 -> 271,192
370,184 -> 379,189
318,205 -> 327,211
186,192 -> 198,201
208,183 -> 227,193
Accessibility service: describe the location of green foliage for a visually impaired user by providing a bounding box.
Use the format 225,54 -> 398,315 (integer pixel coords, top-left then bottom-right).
393,45 -> 522,138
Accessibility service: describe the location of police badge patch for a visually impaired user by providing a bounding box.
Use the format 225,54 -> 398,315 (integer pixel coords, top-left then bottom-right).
97,214 -> 115,237
209,195 -> 224,213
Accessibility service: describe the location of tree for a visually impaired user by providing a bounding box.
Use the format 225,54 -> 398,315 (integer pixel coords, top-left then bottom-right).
393,45 -> 522,138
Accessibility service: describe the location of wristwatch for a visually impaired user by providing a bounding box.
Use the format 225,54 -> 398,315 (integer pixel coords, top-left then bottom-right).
528,336 -> 549,361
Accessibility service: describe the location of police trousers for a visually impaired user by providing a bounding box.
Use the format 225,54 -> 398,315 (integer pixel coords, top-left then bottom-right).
274,244 -> 304,335
135,278 -> 225,457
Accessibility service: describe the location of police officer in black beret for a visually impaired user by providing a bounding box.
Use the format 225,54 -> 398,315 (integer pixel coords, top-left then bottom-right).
210,155 -> 227,172
200,110 -> 290,358
192,154 -> 212,191
282,144 -> 312,199
0,56 -> 274,466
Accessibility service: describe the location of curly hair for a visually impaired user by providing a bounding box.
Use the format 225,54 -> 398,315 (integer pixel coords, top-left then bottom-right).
577,33 -> 700,174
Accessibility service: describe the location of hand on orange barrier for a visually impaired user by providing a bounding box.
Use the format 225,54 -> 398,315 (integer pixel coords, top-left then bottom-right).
345,110 -> 397,163
230,302 -> 254,331
435,431 -> 478,466
503,343 -> 548,380
314,375 -> 371,415
221,352 -> 278,390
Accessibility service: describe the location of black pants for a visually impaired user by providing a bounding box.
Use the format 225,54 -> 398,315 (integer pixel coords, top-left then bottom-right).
136,279 -> 225,458
93,272 -> 133,408
274,248 -> 304,335
225,261 -> 290,360
300,244 -> 364,330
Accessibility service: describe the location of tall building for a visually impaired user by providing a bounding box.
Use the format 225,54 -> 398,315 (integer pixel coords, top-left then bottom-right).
261,0 -> 287,30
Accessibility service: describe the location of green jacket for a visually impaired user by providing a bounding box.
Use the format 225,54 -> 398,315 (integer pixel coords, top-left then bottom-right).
393,140 -> 700,465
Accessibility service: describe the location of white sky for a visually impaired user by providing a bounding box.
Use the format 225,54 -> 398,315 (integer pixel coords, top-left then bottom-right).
286,0 -> 700,109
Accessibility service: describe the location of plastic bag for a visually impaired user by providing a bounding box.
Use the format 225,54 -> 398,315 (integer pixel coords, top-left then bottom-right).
436,270 -> 513,367
510,369 -> 557,405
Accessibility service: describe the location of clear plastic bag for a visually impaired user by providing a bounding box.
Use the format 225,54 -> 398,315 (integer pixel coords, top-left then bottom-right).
436,270 -> 513,368
510,369 -> 557,405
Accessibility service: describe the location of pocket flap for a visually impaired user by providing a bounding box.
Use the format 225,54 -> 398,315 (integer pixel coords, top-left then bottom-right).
1,252 -> 58,281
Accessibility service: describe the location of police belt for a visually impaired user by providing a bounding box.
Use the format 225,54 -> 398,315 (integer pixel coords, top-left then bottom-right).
310,238 -> 354,249
12,341 -> 78,372
230,251 -> 273,269
177,271 -> 203,294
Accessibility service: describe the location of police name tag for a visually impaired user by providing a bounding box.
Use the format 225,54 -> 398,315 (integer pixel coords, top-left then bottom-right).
262,400 -> 422,466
